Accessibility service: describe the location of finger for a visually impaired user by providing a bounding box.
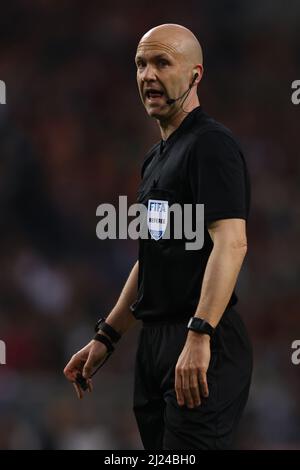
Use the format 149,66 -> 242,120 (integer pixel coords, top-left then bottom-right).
64,357 -> 84,382
64,363 -> 76,382
87,379 -> 93,393
64,367 -> 80,383
182,370 -> 194,408
175,368 -> 184,406
190,371 -> 201,407
199,370 -> 209,398
82,353 -> 95,379
73,382 -> 83,399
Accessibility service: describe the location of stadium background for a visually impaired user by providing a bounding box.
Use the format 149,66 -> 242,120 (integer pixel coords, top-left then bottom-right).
0,0 -> 300,449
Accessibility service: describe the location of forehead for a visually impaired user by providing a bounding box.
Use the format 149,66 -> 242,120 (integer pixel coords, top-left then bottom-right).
135,41 -> 181,61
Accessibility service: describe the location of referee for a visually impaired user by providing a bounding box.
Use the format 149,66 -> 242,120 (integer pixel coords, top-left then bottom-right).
64,24 -> 253,450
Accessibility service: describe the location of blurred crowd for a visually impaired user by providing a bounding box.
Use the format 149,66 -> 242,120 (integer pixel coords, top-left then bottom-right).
1,0 -> 300,449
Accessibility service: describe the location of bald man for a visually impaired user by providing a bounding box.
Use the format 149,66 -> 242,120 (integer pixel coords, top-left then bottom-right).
64,24 -> 253,450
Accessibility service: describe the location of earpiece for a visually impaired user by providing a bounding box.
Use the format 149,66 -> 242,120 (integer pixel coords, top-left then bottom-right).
192,73 -> 199,84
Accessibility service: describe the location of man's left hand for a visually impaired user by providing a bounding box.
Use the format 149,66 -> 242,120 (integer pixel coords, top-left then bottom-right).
175,332 -> 211,408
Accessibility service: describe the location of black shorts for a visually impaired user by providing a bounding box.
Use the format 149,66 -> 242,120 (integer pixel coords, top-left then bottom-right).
133,307 -> 253,450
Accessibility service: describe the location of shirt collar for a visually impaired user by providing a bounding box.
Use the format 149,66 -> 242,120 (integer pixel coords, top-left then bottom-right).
160,106 -> 203,149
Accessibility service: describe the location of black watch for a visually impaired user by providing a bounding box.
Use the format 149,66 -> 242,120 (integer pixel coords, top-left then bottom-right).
187,317 -> 215,337
94,318 -> 121,343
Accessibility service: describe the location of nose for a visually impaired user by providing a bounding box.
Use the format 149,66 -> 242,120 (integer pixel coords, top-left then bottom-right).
140,64 -> 157,83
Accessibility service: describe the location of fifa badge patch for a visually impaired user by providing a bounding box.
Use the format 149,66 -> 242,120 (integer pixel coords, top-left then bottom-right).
147,199 -> 168,240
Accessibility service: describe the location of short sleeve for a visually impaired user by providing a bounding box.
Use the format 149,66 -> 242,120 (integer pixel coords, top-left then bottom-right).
188,131 -> 249,223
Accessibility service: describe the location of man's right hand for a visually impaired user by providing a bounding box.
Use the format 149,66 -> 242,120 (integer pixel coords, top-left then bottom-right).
63,339 -> 108,399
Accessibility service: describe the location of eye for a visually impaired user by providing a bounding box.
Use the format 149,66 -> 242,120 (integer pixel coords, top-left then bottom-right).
136,60 -> 146,69
158,59 -> 169,67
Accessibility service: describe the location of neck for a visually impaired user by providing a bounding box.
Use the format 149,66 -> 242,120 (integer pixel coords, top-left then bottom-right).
158,95 -> 200,140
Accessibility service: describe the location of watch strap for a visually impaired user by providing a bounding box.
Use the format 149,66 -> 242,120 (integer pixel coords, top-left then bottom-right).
93,333 -> 115,354
95,318 -> 121,343
187,317 -> 215,337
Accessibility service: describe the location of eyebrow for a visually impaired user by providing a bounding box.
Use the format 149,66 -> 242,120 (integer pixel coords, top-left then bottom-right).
135,53 -> 172,63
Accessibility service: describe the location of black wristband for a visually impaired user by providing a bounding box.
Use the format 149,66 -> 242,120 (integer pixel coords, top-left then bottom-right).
93,333 -> 115,354
187,317 -> 215,337
95,318 -> 121,343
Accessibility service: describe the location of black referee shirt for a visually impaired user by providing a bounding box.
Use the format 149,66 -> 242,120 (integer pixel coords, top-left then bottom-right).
131,106 -> 250,322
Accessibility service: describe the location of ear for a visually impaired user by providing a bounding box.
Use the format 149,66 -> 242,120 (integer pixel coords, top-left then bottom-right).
193,64 -> 204,84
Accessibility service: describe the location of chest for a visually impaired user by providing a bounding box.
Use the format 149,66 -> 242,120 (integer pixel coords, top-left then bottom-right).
138,139 -> 195,206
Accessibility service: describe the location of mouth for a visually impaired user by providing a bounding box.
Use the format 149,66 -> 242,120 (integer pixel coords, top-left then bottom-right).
144,88 -> 165,103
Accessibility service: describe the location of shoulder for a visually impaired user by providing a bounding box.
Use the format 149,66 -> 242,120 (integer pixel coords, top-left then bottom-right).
192,116 -> 241,151
188,120 -> 244,170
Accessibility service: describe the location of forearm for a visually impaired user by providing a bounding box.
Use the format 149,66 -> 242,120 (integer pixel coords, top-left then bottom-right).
104,261 -> 139,335
194,244 -> 247,328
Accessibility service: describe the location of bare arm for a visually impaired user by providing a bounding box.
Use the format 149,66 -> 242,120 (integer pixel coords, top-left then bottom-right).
175,219 -> 248,408
193,218 -> 247,327
104,260 -> 139,335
